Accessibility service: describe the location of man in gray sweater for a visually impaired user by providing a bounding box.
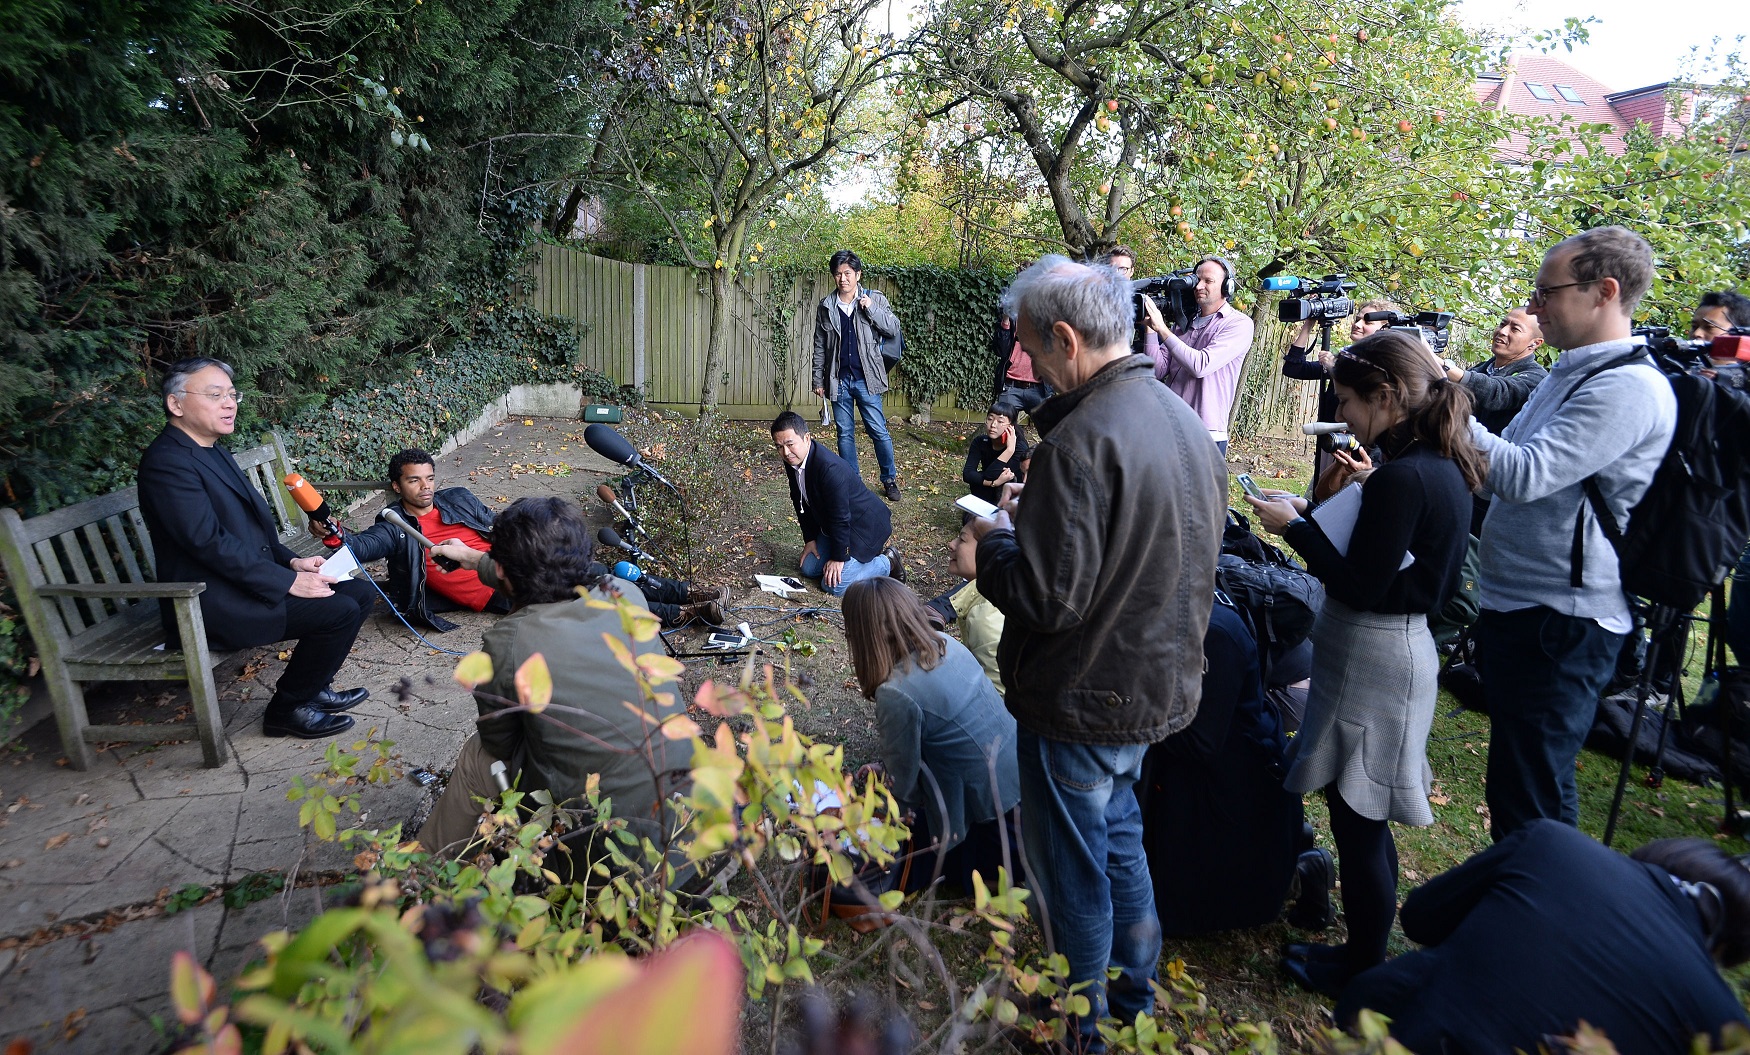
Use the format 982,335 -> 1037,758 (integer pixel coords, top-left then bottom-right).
1470,226 -> 1676,841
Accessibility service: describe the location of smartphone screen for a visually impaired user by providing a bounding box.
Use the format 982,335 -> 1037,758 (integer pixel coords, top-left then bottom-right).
1236,473 -> 1266,500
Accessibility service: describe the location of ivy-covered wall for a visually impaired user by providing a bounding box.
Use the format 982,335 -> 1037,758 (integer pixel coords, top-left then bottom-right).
868,264 -> 1011,411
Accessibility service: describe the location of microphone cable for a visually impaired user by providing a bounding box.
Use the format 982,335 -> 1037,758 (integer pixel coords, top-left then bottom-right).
328,533 -> 473,657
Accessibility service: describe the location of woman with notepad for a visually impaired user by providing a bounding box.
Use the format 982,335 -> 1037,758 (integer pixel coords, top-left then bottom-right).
1243,327 -> 1482,1001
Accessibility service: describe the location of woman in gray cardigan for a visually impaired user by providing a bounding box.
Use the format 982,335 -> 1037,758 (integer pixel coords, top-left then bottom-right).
843,577 -> 1021,892
1245,329 -> 1483,998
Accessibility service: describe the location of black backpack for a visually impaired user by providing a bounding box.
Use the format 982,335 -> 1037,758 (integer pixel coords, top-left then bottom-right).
1567,350 -> 1750,611
1216,509 -> 1324,684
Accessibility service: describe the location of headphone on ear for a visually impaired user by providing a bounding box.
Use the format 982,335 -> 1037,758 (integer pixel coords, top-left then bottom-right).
1198,257 -> 1238,301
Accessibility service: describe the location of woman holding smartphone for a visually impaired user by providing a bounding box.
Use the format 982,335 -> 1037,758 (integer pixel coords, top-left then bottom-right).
1243,328 -> 1481,998
962,399 -> 1030,509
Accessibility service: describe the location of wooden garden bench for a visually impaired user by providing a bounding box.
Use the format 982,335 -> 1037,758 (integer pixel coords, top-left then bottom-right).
0,433 -> 363,770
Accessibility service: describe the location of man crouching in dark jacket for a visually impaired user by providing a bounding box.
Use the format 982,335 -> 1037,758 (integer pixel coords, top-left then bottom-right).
972,256 -> 1226,1045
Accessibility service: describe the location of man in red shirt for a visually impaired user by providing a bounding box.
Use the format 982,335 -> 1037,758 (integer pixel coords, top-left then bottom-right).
327,450 -> 725,631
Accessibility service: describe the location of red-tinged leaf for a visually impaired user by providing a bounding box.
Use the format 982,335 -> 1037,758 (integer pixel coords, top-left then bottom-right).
212,1025 -> 243,1055
170,951 -> 203,1025
453,651 -> 494,689
602,632 -> 635,672
516,654 -> 553,713
636,653 -> 684,682
523,932 -> 744,1055
660,716 -> 703,740
694,681 -> 747,717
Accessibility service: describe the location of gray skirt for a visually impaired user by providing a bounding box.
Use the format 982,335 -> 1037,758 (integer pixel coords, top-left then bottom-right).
1283,598 -> 1438,826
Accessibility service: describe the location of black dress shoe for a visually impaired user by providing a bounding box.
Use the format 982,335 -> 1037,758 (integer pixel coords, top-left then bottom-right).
264,705 -> 356,740
1281,953 -> 1349,999
1284,941 -> 1345,965
312,685 -> 370,713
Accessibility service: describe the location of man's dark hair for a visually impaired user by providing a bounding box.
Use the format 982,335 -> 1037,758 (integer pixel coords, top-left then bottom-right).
772,410 -> 809,437
489,497 -> 596,607
1700,291 -> 1750,329
160,358 -> 235,416
1631,837 -> 1750,966
388,448 -> 435,483
1551,225 -> 1655,315
1107,245 -> 1136,266
829,249 -> 863,276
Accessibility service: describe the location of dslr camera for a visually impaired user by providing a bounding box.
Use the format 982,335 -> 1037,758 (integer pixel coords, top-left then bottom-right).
1265,274 -> 1357,323
1363,308 -> 1454,356
1131,271 -> 1199,336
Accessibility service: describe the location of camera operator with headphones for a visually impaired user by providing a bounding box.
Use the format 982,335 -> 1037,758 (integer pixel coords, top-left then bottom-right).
1139,257 -> 1255,454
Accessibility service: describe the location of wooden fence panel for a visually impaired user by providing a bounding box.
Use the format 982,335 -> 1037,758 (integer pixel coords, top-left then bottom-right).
530,244 -> 1397,434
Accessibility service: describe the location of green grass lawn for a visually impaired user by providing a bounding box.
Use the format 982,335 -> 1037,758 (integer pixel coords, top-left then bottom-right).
620,408 -> 1750,1047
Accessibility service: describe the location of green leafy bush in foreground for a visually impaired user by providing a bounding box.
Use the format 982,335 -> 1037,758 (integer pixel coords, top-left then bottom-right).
160,593 -> 1743,1055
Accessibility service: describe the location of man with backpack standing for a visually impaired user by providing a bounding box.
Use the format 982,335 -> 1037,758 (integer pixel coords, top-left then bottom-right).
812,249 -> 903,502
1470,226 -> 1676,842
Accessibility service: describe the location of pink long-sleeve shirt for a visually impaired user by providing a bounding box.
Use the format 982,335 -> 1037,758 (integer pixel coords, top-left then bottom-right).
1144,305 -> 1255,437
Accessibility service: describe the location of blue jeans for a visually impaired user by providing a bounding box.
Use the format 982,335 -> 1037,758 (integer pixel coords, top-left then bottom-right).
799,533 -> 891,597
833,376 -> 898,483
1477,606 -> 1623,841
1016,730 -> 1159,1043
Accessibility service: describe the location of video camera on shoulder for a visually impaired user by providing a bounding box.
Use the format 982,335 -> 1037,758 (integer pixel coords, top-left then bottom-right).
1263,274 -> 1357,323
1132,271 -> 1199,335
1636,325 -> 1750,387
1363,308 -> 1454,356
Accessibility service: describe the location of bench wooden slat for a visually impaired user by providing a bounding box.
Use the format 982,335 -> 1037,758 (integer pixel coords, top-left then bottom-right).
127,507 -> 155,571
40,582 -> 205,599
104,512 -> 148,591
85,723 -> 200,743
7,486 -> 143,544
33,535 -> 88,637
79,521 -> 128,614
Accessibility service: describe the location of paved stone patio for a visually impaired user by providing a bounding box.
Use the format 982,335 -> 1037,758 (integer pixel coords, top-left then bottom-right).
0,418 -> 629,1054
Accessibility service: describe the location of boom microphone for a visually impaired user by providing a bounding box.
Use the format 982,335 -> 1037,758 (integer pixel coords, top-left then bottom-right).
596,483 -> 646,537
596,525 -> 650,563
584,424 -> 679,491
381,506 -> 461,571
1301,421 -> 1352,436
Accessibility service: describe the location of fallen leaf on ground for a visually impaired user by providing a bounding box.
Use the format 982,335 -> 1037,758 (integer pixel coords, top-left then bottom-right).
44,833 -> 70,850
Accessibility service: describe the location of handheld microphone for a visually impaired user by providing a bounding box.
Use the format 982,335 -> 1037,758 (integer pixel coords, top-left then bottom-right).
596,483 -> 646,537
1301,421 -> 1352,436
381,506 -> 461,571
284,473 -> 343,547
584,424 -> 679,491
612,559 -> 643,582
597,525 -> 650,563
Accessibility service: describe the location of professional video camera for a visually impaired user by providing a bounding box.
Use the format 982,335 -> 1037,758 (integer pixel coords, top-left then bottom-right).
1132,271 -> 1199,336
1363,308 -> 1455,356
1635,325 -> 1750,389
1264,274 -> 1357,324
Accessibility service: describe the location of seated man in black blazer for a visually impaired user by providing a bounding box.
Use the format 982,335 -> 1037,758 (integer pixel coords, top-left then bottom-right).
770,411 -> 900,596
137,358 -> 374,740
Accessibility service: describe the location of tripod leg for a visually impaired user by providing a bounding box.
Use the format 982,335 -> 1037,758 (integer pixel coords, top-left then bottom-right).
1604,606 -> 1670,847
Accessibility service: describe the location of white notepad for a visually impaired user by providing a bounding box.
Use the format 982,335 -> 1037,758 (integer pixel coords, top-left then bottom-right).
1310,482 -> 1414,569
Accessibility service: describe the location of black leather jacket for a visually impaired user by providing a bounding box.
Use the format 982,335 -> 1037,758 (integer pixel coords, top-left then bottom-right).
975,355 -> 1227,744
346,487 -> 497,631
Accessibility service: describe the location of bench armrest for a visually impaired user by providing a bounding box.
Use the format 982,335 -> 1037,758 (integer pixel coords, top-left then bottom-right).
38,582 -> 208,600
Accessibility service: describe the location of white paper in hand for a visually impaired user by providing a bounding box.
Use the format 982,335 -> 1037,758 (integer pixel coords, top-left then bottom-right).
314,547 -> 361,581
1309,483 -> 1414,569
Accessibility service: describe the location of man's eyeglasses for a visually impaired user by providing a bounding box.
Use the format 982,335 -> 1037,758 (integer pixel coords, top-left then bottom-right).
1528,279 -> 1595,306
176,388 -> 244,404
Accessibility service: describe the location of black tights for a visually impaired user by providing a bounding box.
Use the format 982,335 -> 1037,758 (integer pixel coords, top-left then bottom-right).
1326,784 -> 1398,974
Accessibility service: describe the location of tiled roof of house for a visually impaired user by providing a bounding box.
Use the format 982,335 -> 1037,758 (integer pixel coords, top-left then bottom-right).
1474,54 -> 1686,159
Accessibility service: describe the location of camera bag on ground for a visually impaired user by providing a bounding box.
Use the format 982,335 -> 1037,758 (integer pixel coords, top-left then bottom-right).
1217,508 -> 1324,689
1565,349 -> 1750,612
